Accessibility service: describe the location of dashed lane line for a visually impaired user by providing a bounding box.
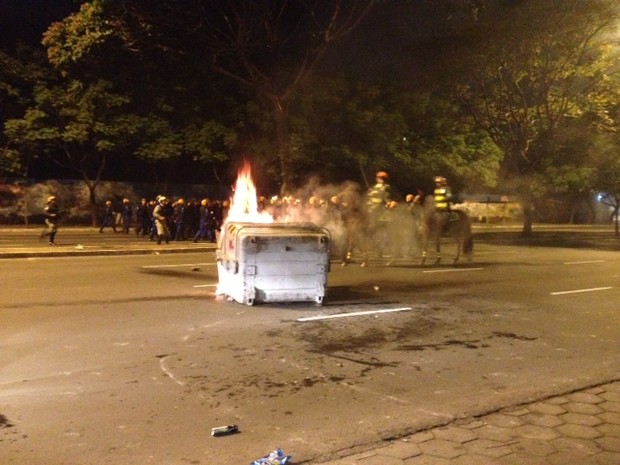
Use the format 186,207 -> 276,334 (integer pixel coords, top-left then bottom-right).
140,262 -> 215,268
563,260 -> 606,265
297,307 -> 412,322
550,287 -> 613,296
422,267 -> 484,273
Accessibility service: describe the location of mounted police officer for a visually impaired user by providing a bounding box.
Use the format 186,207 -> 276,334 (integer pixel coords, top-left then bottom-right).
367,171 -> 391,214
433,176 -> 452,213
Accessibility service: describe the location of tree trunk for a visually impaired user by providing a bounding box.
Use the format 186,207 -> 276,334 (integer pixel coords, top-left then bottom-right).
522,204 -> 534,236
273,97 -> 291,196
358,160 -> 370,189
88,183 -> 98,227
518,183 -> 534,237
569,203 -> 576,224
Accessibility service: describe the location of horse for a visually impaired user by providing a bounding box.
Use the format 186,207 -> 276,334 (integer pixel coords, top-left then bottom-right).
414,196 -> 474,265
338,181 -> 394,267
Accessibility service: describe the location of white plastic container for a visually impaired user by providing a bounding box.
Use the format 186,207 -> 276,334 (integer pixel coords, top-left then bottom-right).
216,222 -> 330,305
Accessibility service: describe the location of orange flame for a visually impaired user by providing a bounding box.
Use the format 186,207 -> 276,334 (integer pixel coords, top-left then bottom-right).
225,162 -> 273,224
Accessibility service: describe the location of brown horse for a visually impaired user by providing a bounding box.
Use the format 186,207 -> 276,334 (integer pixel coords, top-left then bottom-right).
414,196 -> 474,264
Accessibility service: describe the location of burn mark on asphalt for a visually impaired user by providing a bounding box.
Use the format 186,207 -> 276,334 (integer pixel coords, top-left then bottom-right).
294,316 -> 441,353
492,331 -> 538,341
315,352 -> 399,368
396,339 -> 482,351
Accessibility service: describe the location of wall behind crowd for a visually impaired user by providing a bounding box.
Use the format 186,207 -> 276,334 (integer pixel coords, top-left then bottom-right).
0,179 -> 613,226
0,179 -> 229,225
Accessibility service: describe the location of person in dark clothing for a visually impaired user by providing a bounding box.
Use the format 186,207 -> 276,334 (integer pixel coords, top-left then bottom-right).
194,199 -> 219,242
135,198 -> 150,237
193,199 -> 210,242
173,198 -> 186,241
147,199 -> 157,240
120,198 -> 132,234
99,200 -> 117,233
40,195 -> 60,245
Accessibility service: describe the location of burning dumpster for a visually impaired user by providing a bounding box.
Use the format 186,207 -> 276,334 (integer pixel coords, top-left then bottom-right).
216,222 -> 330,306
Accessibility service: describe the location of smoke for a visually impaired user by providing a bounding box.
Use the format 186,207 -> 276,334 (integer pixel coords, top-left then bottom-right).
255,178 -> 425,261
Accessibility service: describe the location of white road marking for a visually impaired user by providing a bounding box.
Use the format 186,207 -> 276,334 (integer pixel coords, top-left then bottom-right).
550,287 -> 612,296
422,268 -> 483,273
159,356 -> 186,386
297,307 -> 412,322
563,260 -> 605,265
474,251 -> 518,255
141,262 -> 214,269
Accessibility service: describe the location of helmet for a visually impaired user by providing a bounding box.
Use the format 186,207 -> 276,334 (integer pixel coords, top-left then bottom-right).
406,194 -> 414,202
376,171 -> 389,180
47,195 -> 56,203
434,176 -> 447,185
158,196 -> 167,204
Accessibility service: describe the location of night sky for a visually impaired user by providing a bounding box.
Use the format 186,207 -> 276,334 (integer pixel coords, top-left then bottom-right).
0,0 -> 80,47
0,1 -> 460,57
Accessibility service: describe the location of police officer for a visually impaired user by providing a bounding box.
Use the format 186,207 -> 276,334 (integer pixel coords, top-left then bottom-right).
172,198 -> 186,241
366,171 -> 391,258
99,200 -> 117,233
367,171 -> 391,213
135,198 -> 150,237
40,195 -> 59,245
120,198 -> 132,234
152,196 -> 170,244
433,176 -> 452,213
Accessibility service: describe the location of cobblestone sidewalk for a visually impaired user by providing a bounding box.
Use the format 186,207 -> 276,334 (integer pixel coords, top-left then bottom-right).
320,381 -> 620,465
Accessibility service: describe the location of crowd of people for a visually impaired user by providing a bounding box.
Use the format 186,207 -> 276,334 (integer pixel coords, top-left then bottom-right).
42,173 -> 455,263
95,196 -> 229,245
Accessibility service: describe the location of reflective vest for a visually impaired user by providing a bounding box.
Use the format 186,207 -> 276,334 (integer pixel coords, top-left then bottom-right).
434,186 -> 452,212
367,182 -> 390,212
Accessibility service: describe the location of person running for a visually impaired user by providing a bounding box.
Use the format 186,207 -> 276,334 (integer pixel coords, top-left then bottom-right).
40,195 -> 60,245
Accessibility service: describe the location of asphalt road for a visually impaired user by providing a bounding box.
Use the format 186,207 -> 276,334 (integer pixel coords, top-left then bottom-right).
0,233 -> 619,464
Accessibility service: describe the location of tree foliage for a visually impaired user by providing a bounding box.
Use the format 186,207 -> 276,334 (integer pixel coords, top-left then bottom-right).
4,78 -> 139,223
41,0 -> 376,193
3,0 -> 620,233
452,0 -> 620,233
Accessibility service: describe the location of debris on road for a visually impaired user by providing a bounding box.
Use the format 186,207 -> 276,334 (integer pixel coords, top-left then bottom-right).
211,424 -> 238,436
250,448 -> 292,465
